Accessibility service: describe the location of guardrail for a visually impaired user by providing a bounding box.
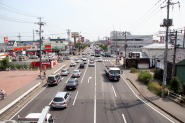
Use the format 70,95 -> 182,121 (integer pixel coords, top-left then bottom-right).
167,91 -> 185,104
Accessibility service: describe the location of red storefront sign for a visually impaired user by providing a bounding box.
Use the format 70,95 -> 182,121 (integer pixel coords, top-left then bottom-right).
44,45 -> 52,52
4,36 -> 8,42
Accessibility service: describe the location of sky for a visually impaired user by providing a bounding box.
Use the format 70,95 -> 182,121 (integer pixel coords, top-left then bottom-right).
0,0 -> 185,42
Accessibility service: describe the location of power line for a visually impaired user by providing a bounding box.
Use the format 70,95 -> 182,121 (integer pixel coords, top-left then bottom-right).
0,1 -> 38,18
0,15 -> 34,24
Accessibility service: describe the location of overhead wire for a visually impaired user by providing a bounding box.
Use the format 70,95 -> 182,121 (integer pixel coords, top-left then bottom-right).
0,1 -> 38,18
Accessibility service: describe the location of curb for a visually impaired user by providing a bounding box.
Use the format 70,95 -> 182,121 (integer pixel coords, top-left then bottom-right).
0,82 -> 41,116
126,78 -> 183,123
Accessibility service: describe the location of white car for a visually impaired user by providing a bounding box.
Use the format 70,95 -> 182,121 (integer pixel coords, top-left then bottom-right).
61,69 -> 70,76
50,92 -> 71,109
70,62 -> 76,67
96,57 -> 103,62
72,69 -> 81,78
88,60 -> 95,67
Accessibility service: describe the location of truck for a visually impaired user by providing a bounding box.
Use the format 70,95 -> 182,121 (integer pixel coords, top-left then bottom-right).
105,66 -> 121,81
1,106 -> 54,123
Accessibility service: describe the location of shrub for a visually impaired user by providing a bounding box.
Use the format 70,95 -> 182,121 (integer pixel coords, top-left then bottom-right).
148,81 -> 162,96
130,68 -> 138,73
0,57 -> 10,70
154,69 -> 163,81
169,77 -> 183,94
138,71 -> 152,84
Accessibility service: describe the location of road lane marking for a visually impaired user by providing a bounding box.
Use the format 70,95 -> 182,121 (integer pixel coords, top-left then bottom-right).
121,76 -> 175,123
108,60 -> 175,123
61,77 -> 64,80
122,114 -> 127,123
94,63 -> 97,123
54,65 -> 65,74
81,64 -> 88,83
88,77 -> 92,83
73,91 -> 79,106
112,86 -> 117,97
10,62 -> 75,119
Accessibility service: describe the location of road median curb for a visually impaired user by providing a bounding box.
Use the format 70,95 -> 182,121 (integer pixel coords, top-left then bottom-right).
126,78 -> 184,123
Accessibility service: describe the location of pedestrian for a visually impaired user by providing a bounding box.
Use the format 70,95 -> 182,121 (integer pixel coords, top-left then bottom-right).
0,89 -> 6,100
44,71 -> 46,78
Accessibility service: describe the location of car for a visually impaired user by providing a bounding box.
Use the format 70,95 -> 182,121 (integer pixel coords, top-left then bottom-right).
82,57 -> 87,61
75,58 -> 80,63
72,69 -> 81,78
79,63 -> 85,69
65,78 -> 78,90
88,60 -> 95,67
70,62 -> 76,67
29,55 -> 38,59
47,74 -> 61,86
50,92 -> 71,109
63,56 -> 70,60
61,69 -> 69,76
96,57 -> 103,62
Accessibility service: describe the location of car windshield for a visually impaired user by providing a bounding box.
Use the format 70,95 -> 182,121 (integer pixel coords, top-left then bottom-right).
110,70 -> 120,75
62,70 -> 67,72
68,80 -> 75,83
74,70 -> 79,73
53,97 -> 64,102
48,77 -> 55,81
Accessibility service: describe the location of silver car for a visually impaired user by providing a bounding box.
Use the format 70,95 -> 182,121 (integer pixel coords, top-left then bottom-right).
61,69 -> 70,76
50,92 -> 71,109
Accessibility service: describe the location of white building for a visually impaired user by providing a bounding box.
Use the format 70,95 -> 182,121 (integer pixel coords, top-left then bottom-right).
142,43 -> 173,67
110,31 -> 153,55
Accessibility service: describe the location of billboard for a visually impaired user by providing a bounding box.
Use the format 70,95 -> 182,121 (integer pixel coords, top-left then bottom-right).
4,36 -> 8,42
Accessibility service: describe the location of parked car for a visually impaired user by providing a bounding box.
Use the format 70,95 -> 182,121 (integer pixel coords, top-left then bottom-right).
61,69 -> 70,76
89,60 -> 95,67
47,74 -> 61,86
50,92 -> 71,109
70,62 -> 76,67
65,78 -> 78,90
72,69 -> 81,78
79,63 -> 85,69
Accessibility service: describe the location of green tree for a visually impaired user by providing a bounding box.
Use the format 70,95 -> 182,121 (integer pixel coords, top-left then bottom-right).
0,57 -> 10,70
169,77 -> 183,93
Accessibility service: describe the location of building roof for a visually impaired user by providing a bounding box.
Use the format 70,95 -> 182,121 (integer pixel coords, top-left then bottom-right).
158,48 -> 185,64
143,43 -> 173,49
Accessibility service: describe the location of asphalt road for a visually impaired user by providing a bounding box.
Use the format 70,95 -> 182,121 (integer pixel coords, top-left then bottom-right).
12,48 -> 178,123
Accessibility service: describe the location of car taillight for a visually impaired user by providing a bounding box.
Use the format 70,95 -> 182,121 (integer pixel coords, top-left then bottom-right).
62,102 -> 67,104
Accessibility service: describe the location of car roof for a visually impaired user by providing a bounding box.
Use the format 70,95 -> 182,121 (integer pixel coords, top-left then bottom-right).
55,92 -> 67,98
48,74 -> 57,77
109,67 -> 120,70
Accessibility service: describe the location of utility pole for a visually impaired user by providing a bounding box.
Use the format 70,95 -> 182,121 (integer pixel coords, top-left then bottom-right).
17,33 -> 21,41
124,31 -> 127,69
161,0 -> 180,97
35,17 -> 45,78
171,30 -> 177,77
33,29 -> 35,41
183,27 -> 185,49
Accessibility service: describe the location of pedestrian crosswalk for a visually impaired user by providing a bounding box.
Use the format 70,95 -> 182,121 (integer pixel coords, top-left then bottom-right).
102,59 -> 115,62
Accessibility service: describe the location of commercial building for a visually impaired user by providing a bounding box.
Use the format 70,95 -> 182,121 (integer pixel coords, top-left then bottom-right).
110,31 -> 153,55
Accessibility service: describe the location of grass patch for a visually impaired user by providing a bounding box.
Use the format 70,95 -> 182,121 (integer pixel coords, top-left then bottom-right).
148,81 -> 162,96
138,71 -> 152,85
130,68 -> 139,73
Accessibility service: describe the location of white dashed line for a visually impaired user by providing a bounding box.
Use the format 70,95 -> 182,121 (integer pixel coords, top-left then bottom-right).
122,114 -> 127,123
112,86 -> 117,97
73,91 -> 79,106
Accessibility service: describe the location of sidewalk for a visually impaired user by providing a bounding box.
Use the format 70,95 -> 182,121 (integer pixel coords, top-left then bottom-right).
123,70 -> 185,122
0,60 -> 69,112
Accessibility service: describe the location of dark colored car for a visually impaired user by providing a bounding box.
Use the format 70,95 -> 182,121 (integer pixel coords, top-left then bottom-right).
79,63 -> 85,69
47,74 -> 61,86
66,79 -> 78,90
